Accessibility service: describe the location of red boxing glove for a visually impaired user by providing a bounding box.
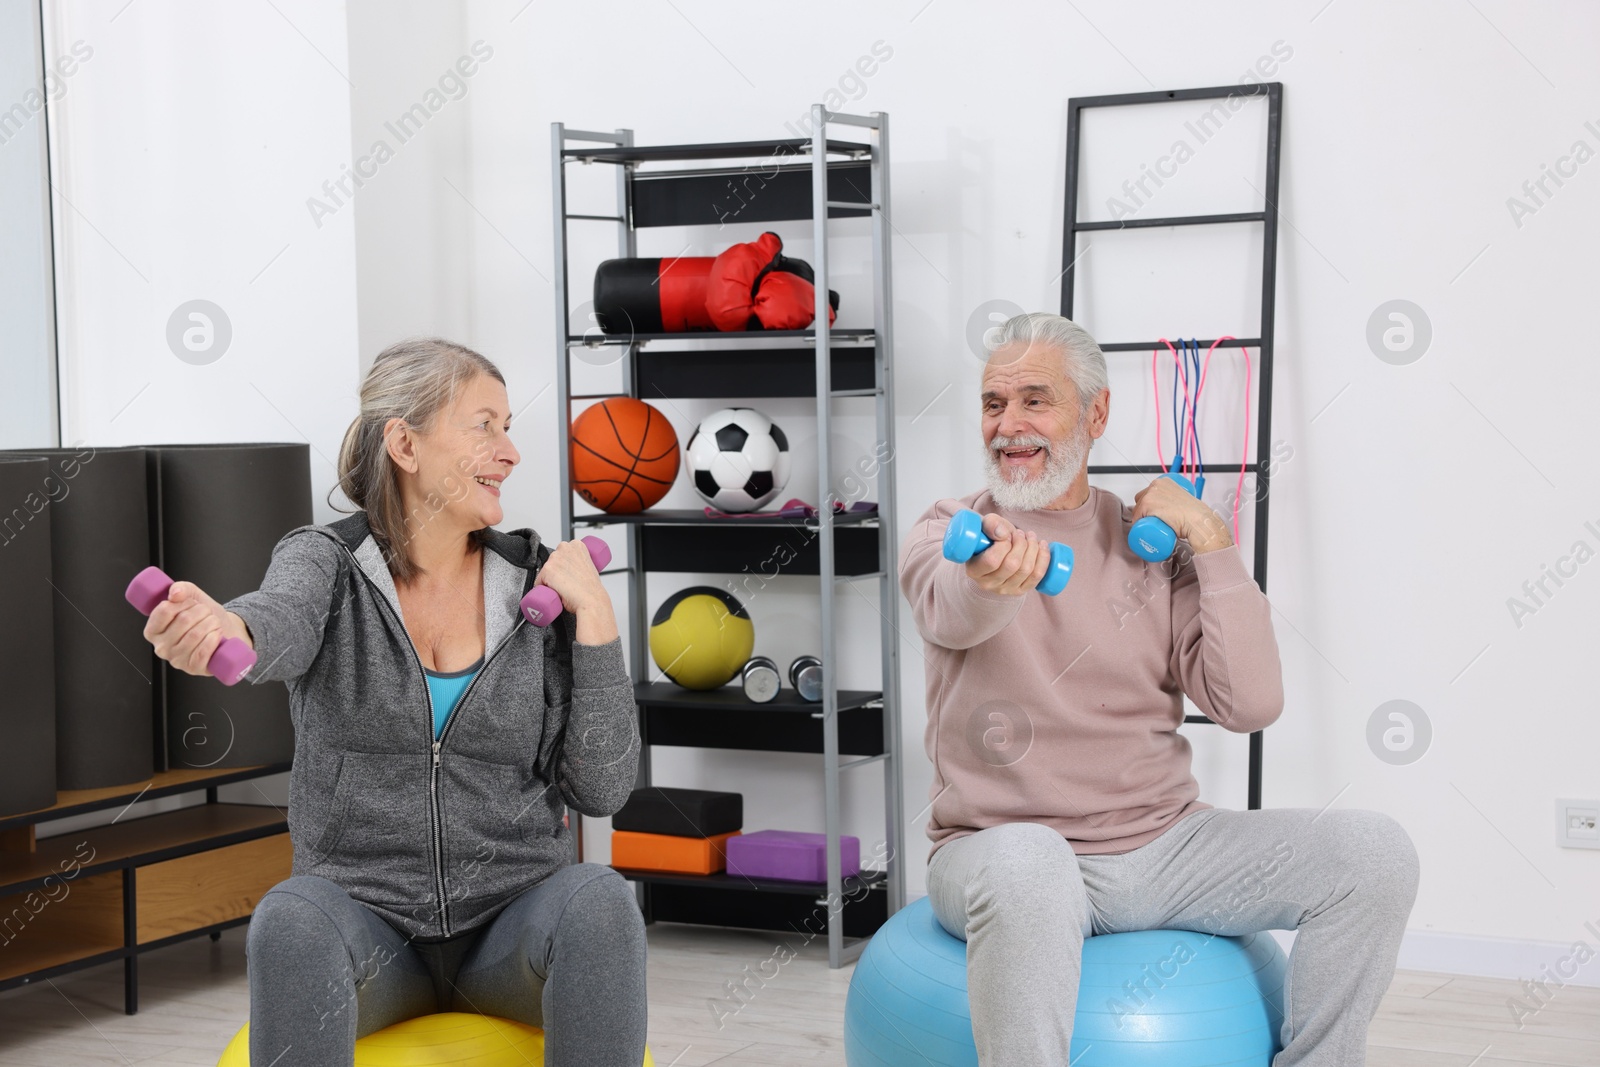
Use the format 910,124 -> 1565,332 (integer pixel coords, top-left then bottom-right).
705,233 -> 784,331
752,270 -> 836,330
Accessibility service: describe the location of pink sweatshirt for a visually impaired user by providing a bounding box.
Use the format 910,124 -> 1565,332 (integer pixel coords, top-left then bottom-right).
898,486 -> 1284,861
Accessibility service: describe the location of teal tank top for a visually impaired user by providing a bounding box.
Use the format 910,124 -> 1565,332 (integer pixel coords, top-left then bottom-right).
424,656 -> 484,739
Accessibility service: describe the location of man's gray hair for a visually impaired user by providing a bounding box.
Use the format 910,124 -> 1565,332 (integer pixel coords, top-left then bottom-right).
990,313 -> 1108,413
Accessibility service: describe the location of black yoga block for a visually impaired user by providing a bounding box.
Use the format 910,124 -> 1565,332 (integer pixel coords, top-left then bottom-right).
612,786 -> 743,838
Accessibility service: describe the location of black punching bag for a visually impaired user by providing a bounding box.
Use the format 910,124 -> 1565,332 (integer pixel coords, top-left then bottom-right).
0,456 -> 58,815
148,443 -> 311,771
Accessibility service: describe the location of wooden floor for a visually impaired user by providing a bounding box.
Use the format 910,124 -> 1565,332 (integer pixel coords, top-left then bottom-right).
0,923 -> 1595,1065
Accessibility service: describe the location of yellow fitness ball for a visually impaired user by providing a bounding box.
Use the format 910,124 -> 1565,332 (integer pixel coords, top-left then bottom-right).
648,586 -> 755,690
217,1012 -> 656,1066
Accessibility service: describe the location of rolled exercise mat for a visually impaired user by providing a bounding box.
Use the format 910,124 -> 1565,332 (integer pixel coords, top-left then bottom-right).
612,786 -> 743,837
0,446 -> 155,788
0,456 -> 58,815
147,443 -> 311,770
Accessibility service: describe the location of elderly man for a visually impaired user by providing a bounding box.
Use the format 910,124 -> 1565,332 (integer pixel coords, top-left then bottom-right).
898,313 -> 1418,1066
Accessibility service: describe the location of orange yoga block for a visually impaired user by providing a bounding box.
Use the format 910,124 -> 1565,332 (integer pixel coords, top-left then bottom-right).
612,830 -> 740,874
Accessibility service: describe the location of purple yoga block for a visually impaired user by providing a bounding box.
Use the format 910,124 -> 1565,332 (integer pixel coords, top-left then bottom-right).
725,830 -> 860,882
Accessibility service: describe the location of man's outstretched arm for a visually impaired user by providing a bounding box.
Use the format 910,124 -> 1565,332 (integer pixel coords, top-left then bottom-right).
898,499 -> 1041,651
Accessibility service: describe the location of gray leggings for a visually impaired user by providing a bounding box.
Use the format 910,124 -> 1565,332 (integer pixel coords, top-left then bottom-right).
927,807 -> 1420,1067
244,864 -> 647,1067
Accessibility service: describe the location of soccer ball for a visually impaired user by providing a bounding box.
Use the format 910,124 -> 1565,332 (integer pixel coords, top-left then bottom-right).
685,407 -> 791,512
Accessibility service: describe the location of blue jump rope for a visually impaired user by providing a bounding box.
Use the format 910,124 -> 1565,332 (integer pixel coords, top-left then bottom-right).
1128,338 -> 1205,563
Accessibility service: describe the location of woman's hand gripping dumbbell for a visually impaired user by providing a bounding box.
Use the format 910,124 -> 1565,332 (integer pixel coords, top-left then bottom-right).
520,536 -> 612,627
942,509 -> 1073,596
125,568 -> 258,686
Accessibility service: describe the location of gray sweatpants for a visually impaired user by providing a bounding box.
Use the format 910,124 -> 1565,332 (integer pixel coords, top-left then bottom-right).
244,864 -> 648,1067
927,807 -> 1420,1067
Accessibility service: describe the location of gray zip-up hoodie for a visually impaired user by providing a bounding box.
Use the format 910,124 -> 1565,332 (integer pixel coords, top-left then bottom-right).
223,511 -> 639,942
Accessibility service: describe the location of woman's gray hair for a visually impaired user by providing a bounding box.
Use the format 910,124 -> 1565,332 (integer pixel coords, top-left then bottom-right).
329,337 -> 505,584
991,313 -> 1108,413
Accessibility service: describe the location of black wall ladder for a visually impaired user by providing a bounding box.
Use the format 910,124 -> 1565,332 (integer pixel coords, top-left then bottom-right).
1060,82 -> 1284,809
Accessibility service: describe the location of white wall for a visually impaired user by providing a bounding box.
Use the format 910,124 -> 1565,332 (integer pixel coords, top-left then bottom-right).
42,0 -> 361,816
47,0 -> 360,480
346,0 -> 478,367
41,0 -> 1600,980
445,0 -> 1600,971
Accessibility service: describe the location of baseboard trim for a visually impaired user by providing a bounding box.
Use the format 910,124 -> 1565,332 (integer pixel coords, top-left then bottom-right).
1217,929 -> 1600,989
1394,927 -> 1600,988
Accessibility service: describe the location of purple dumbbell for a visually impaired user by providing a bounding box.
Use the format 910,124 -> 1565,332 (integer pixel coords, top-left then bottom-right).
124,566 -> 258,686
520,536 -> 612,627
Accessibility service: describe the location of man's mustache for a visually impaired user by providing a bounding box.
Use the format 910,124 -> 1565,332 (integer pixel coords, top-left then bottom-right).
989,434 -> 1053,453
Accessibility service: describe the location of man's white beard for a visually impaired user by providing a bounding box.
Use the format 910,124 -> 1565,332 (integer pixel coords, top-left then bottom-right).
983,424 -> 1091,511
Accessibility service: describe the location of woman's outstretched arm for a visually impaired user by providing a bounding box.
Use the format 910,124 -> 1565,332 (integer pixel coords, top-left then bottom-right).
222,529 -> 341,685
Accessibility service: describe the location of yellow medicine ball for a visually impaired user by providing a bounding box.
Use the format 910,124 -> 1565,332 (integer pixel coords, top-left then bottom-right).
217,1013 -> 656,1066
648,586 -> 755,690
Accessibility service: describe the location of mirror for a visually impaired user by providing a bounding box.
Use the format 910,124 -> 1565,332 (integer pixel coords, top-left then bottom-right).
0,0 -> 61,449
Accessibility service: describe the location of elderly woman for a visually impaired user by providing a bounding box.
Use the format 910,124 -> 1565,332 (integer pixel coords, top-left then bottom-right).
141,338 -> 646,1066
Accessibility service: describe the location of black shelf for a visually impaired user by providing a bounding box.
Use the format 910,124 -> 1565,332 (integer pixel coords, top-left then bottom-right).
569,328 -> 875,347
576,507 -> 878,527
636,344 -> 876,399
562,138 -> 870,163
573,512 -> 880,576
613,864 -> 887,896
641,522 -> 878,575
0,762 -> 292,834
638,683 -> 885,756
636,682 -> 880,712
631,159 -> 873,228
561,139 -> 875,229
0,804 -> 287,897
621,870 -> 888,939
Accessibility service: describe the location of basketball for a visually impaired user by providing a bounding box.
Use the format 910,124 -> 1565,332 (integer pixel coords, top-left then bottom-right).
570,398 -> 680,514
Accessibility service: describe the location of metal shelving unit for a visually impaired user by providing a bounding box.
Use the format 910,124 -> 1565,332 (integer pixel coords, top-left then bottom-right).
1060,82 -> 1283,809
550,106 -> 904,968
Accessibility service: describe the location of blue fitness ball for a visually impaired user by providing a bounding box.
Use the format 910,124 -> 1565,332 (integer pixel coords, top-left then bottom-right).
844,896 -> 1288,1067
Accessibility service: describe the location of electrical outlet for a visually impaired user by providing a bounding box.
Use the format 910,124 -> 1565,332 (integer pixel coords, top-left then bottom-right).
1556,799 -> 1600,849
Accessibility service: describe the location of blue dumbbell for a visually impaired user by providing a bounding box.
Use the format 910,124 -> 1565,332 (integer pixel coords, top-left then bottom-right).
1127,472 -> 1200,562
942,509 -> 1073,595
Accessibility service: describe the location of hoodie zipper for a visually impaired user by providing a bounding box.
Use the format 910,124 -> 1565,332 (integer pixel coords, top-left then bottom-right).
427,612 -> 524,935
338,542 -> 530,939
